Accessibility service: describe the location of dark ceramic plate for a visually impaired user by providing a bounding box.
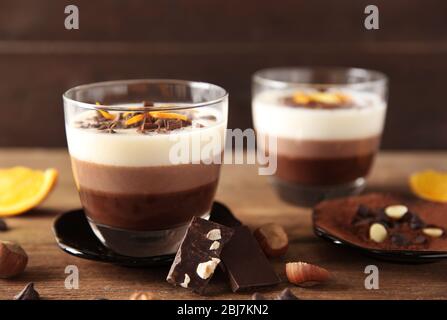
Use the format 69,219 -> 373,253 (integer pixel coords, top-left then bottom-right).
53,202 -> 236,267
314,226 -> 447,263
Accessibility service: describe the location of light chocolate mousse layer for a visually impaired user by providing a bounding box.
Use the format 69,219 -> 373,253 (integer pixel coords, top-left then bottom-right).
72,158 -> 221,231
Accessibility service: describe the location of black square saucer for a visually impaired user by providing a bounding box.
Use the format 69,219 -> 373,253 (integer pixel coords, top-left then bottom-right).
53,202 -> 239,267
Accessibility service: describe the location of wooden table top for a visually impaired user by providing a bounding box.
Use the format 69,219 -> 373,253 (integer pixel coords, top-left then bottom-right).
0,148 -> 446,300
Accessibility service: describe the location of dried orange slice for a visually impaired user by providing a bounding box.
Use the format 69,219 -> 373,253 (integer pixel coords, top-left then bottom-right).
292,92 -> 310,105
309,92 -> 342,105
149,112 -> 188,121
409,170 -> 447,203
97,110 -> 116,121
0,167 -> 58,216
125,113 -> 145,126
95,102 -> 116,121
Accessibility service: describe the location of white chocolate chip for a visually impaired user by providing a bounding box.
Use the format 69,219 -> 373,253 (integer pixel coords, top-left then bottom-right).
384,205 -> 408,220
206,229 -> 221,241
180,274 -> 190,288
209,241 -> 220,250
196,258 -> 221,279
369,223 -> 388,243
422,227 -> 444,238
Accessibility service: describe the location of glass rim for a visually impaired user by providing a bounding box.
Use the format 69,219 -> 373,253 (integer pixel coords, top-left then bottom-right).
252,66 -> 388,89
62,78 -> 228,112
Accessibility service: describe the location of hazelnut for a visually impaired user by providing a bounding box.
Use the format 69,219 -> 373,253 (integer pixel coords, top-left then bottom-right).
422,227 -> 444,238
180,274 -> 191,288
206,229 -> 221,241
196,258 -> 220,279
129,292 -> 155,300
369,223 -> 388,243
384,205 -> 408,220
285,262 -> 331,286
0,240 -> 28,278
209,241 -> 220,250
253,223 -> 289,258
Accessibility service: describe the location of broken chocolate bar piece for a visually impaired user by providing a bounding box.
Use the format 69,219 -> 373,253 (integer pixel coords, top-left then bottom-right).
209,202 -> 242,227
166,217 -> 233,294
14,283 -> 40,300
220,226 -> 281,292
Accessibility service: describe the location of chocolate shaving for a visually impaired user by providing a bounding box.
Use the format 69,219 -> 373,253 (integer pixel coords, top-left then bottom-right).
76,105 -> 198,135
167,119 -> 182,130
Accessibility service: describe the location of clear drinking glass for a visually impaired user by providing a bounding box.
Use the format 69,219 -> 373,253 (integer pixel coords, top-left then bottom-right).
252,67 -> 388,206
63,79 -> 228,257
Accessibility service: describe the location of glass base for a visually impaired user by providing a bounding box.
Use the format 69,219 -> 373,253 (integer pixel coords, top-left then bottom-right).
87,213 -> 210,258
271,177 -> 366,207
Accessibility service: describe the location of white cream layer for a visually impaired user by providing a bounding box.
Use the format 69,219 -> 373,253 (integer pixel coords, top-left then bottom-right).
66,109 -> 226,167
253,90 -> 386,140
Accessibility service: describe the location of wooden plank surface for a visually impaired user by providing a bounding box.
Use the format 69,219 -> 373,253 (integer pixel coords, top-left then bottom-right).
0,149 -> 447,300
1,0 -> 447,148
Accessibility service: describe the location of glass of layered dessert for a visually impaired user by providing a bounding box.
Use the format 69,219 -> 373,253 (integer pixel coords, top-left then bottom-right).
252,67 -> 388,206
63,79 -> 227,257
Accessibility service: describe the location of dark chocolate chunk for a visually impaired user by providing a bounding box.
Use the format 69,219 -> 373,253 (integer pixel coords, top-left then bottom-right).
357,205 -> 371,218
0,218 -> 8,231
276,288 -> 299,300
400,211 -> 413,223
375,210 -> 394,228
351,205 -> 374,226
14,283 -> 40,300
209,202 -> 242,227
220,226 -> 280,292
166,217 -> 234,294
390,234 -> 409,247
413,235 -> 428,245
410,214 -> 425,230
251,292 -> 267,300
352,216 -> 374,227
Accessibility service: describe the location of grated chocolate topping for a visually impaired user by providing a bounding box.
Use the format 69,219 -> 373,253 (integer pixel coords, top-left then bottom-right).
73,101 -> 213,134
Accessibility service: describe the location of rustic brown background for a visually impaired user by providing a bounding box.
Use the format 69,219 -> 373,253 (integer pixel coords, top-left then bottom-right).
0,0 -> 446,148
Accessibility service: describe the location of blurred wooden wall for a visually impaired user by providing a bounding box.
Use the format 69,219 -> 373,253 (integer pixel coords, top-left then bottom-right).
0,0 -> 446,148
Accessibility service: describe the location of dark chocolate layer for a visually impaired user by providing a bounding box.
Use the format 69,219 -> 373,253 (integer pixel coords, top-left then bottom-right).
275,153 -> 375,186
80,180 -> 218,231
